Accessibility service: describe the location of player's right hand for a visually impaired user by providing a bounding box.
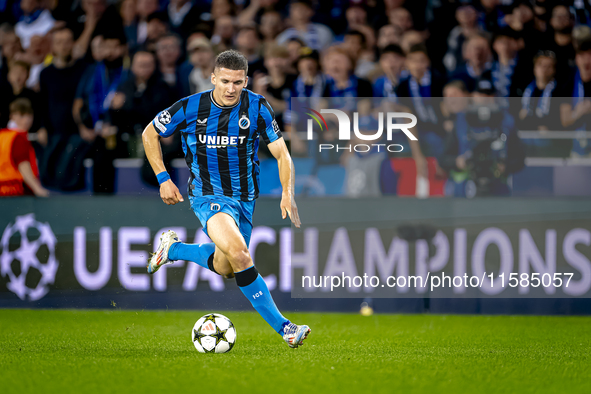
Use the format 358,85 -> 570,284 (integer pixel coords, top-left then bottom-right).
160,180 -> 184,205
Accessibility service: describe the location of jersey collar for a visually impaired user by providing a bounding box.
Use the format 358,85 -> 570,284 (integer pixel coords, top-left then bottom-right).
210,90 -> 242,109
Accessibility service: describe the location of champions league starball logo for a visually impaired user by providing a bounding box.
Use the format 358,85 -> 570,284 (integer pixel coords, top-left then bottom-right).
0,214 -> 58,301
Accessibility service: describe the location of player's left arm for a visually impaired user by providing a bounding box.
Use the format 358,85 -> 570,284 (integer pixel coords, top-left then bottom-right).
259,98 -> 301,228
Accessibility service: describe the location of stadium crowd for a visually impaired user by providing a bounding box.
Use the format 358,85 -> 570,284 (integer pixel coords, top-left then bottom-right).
1,0 -> 591,197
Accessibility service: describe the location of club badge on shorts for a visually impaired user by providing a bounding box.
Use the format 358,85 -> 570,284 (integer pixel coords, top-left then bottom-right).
210,203 -> 221,211
239,115 -> 250,129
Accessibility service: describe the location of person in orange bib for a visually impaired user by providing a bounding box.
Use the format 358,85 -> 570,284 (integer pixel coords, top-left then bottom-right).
0,98 -> 49,197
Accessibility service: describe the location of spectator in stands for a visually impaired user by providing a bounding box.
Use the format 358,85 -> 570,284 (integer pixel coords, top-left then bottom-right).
479,0 -> 507,33
38,27 -> 88,185
444,4 -> 482,75
343,3 -> 375,50
377,24 -> 402,51
237,0 -> 281,27
400,29 -> 424,55
0,60 -> 39,134
0,98 -> 48,197
559,39 -> 591,157
491,28 -> 519,98
185,37 -> 214,94
451,34 -> 492,92
342,29 -> 375,78
211,15 -> 236,53
143,12 -> 170,53
111,51 -> 173,154
167,0 -> 202,38
16,33 -> 48,89
323,46 -> 373,98
290,46 -> 324,100
253,44 -> 295,130
373,44 -> 405,98
286,37 -> 305,73
441,78 -> 525,197
276,0 -> 334,51
388,7 -> 413,35
14,0 -> 55,49
542,5 -> 576,82
236,24 -> 265,78
156,33 -> 186,99
128,0 -> 160,52
0,24 -> 22,80
73,32 -> 127,194
519,50 -> 570,157
396,44 -> 446,161
260,10 -> 284,47
69,0 -> 126,60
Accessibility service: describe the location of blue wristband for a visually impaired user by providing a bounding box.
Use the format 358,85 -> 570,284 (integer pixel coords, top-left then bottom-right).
156,171 -> 171,185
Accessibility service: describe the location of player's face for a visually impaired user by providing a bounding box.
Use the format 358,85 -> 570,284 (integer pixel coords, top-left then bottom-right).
211,68 -> 248,106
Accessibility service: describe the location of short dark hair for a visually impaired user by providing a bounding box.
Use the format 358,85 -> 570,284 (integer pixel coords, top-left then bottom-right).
407,43 -> 429,57
214,50 -> 249,75
380,44 -> 405,58
10,98 -> 33,116
344,29 -> 366,46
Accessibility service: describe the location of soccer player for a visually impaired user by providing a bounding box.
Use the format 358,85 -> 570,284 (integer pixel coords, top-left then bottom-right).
142,50 -> 310,348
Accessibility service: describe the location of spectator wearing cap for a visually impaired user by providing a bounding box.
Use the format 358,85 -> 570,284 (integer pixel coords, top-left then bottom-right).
236,24 -> 266,79
155,33 -> 186,100
443,4 -> 483,75
14,0 -> 55,49
373,44 -> 405,98
491,28 -> 519,98
276,0 -> 334,51
253,44 -> 296,131
559,40 -> 591,157
185,37 -> 214,94
450,34 -> 493,92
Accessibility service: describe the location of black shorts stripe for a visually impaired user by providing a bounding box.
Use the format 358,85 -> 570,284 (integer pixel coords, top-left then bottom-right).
196,93 -> 213,195
217,108 -> 234,196
238,93 -> 251,201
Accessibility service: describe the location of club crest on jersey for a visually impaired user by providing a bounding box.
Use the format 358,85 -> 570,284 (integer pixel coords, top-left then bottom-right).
239,115 -> 250,129
210,203 -> 221,211
159,110 -> 171,125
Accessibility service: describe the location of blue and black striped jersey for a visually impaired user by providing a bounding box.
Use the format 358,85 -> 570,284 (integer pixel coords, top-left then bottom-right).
152,89 -> 282,201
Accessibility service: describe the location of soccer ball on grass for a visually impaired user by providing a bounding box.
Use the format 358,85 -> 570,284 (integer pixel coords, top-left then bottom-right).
192,313 -> 236,353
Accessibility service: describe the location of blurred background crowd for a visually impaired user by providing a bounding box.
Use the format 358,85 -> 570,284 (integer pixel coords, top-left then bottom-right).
2,0 -> 591,198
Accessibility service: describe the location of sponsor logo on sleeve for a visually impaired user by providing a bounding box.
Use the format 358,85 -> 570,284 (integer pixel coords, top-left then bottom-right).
271,119 -> 280,134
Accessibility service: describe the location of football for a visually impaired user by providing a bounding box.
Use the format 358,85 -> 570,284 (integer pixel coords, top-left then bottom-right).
192,313 -> 236,353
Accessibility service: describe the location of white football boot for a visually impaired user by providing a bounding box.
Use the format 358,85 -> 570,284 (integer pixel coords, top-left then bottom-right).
282,323 -> 311,348
147,230 -> 181,274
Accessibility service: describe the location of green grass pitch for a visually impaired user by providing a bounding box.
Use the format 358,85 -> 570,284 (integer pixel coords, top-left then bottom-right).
0,309 -> 589,394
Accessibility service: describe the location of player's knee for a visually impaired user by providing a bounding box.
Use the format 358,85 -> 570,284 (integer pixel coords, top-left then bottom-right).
226,246 -> 251,271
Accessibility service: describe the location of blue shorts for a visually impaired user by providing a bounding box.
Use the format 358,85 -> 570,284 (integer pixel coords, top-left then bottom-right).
189,195 -> 256,247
